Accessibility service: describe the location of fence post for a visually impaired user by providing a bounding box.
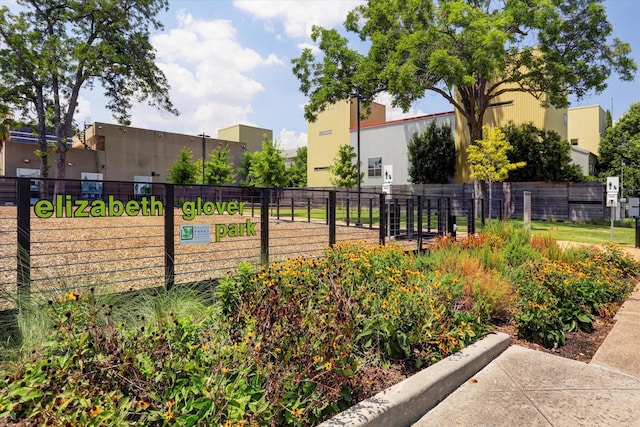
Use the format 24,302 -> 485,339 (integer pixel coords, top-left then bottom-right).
417,196 -> 423,251
379,193 -> 386,245
307,198 -> 311,222
468,199 -> 476,235
164,184 -> 175,291
328,191 -> 336,247
346,197 -> 350,226
261,189 -> 270,265
17,177 -> 31,306
368,198 -> 373,229
291,197 -> 295,222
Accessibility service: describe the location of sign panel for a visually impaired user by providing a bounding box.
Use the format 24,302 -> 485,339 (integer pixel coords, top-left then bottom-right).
383,165 -> 393,184
606,176 -> 619,194
180,224 -> 210,245
606,194 -> 618,207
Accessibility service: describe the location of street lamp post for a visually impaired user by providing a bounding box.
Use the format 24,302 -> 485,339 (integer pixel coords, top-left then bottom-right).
200,132 -> 209,184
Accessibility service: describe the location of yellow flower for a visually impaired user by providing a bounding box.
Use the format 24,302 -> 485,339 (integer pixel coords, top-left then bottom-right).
167,400 -> 175,409
90,405 -> 101,416
201,344 -> 209,351
163,411 -> 174,420
324,359 -> 334,371
138,400 -> 149,409
222,366 -> 229,373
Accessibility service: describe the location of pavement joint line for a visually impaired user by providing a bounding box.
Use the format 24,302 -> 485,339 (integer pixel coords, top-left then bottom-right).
319,332 -> 510,427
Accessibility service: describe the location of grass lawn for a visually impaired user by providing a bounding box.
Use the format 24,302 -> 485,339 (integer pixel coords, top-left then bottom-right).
490,219 -> 638,246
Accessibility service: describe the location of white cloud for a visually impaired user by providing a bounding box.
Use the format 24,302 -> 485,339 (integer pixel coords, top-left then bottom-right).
233,0 -> 365,39
278,128 -> 307,150
296,42 -> 320,54
122,10 -> 283,136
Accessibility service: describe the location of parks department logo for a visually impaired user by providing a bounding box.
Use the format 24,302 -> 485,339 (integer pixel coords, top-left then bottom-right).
181,225 -> 194,241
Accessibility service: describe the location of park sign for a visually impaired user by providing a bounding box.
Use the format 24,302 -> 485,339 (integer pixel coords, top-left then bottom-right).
606,176 -> 619,207
33,195 -> 257,244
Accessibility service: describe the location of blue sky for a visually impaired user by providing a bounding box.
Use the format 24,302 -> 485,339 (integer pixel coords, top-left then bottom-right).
6,0 -> 640,149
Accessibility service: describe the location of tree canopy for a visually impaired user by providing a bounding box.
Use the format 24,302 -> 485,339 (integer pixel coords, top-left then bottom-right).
286,146 -> 308,187
502,122 -> 585,182
292,0 -> 635,193
247,139 -> 288,188
330,144 -> 362,188
407,121 -> 456,184
0,0 -> 177,193
468,125 -> 525,213
167,147 -> 198,184
598,103 -> 640,197
201,145 -> 236,186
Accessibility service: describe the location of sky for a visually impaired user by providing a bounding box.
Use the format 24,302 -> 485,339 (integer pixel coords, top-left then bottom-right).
4,0 -> 640,150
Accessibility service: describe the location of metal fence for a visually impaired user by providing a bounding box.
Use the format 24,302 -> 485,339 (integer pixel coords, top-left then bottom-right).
0,177 -> 457,309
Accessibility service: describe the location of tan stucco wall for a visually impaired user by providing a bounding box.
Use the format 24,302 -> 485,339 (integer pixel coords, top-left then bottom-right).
3,140 -> 99,179
454,89 -> 568,183
2,122 -> 259,183
307,99 -> 386,187
89,123 -> 246,182
567,105 -> 606,156
218,124 -> 273,153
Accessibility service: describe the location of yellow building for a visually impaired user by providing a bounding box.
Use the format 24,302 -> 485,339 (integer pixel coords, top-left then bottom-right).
567,105 -> 607,156
454,89 -> 568,182
307,98 -> 386,187
308,90 -> 571,185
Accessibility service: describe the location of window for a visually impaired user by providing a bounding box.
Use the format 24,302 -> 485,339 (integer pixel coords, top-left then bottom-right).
319,130 -> 332,136
368,157 -> 382,177
314,166 -> 330,172
571,138 -> 579,145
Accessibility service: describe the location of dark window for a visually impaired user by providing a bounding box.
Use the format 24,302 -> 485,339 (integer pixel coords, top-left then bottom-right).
368,157 -> 382,177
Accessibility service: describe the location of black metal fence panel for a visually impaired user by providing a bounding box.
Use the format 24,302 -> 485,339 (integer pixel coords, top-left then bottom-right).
0,178 -> 455,310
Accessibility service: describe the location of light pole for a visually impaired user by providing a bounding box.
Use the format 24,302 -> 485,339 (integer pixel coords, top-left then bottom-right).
351,93 -> 362,226
200,132 -> 209,184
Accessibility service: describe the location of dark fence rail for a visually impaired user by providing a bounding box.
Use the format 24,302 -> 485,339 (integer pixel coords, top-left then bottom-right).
412,181 -> 605,221
0,178 -> 457,310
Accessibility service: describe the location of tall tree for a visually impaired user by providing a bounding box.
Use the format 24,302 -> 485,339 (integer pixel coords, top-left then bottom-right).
0,0 -> 177,194
237,151 -> 255,187
286,146 -> 308,187
468,126 -> 524,217
330,144 -> 362,188
167,147 -> 198,184
202,145 -> 235,186
248,139 -> 287,188
598,103 -> 640,197
0,104 -> 13,176
407,122 -> 455,184
292,0 -> 635,197
502,122 -> 585,182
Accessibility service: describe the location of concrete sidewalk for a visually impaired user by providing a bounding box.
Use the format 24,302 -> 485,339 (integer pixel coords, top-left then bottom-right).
414,284 -> 640,427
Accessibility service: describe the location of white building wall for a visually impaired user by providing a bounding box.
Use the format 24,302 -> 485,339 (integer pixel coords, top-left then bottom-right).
350,112 -> 456,186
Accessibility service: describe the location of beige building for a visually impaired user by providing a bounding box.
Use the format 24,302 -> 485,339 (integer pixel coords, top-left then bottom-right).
567,105 -> 607,156
2,122 -> 271,183
307,98 -> 386,187
218,124 -> 273,153
453,89 -> 568,182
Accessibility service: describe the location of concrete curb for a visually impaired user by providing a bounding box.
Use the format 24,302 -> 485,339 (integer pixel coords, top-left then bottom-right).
319,332 -> 511,427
